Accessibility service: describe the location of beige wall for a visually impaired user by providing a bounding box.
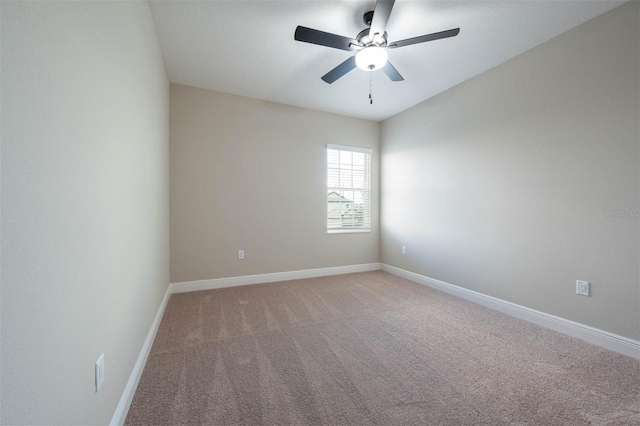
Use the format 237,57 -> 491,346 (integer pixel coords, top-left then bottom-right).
1,2 -> 170,424
170,84 -> 379,283
381,2 -> 639,340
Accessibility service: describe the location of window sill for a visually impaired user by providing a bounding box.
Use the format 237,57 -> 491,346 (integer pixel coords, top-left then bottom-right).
327,229 -> 371,234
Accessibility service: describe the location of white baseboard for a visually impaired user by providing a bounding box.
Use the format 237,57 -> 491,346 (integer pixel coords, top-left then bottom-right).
110,284 -> 172,426
381,264 -> 640,360
170,263 -> 382,293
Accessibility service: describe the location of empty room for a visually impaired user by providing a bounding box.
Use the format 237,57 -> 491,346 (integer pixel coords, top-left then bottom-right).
1,0 -> 639,424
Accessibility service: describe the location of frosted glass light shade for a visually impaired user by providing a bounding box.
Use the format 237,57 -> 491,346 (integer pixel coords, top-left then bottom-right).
355,46 -> 388,71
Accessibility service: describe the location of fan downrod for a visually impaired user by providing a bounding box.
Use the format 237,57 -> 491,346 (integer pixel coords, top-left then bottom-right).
363,10 -> 374,26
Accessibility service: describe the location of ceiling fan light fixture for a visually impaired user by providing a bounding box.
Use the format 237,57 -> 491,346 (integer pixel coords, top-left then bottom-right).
355,46 -> 388,71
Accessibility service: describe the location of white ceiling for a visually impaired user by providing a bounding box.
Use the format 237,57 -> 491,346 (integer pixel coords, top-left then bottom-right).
149,0 -> 625,122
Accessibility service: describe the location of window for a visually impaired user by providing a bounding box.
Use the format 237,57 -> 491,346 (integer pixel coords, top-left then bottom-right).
327,144 -> 372,233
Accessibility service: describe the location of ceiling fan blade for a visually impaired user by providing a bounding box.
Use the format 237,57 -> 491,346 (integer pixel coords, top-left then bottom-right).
369,0 -> 395,38
382,61 -> 404,82
295,26 -> 359,51
321,56 -> 357,84
388,28 -> 460,49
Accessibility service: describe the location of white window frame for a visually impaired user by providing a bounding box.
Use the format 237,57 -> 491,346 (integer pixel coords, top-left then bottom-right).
326,144 -> 372,234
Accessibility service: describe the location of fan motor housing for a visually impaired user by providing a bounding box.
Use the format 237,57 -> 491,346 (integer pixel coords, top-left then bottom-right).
356,28 -> 388,47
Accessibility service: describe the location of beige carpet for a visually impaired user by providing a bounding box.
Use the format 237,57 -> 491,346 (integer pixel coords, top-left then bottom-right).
126,271 -> 640,425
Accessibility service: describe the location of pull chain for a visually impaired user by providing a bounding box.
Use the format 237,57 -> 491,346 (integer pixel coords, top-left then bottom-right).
369,73 -> 373,105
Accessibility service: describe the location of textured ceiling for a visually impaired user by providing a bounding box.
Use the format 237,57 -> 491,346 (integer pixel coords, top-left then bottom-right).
149,0 -> 625,122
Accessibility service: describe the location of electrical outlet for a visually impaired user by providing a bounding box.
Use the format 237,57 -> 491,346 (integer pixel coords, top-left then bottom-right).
401,246 -> 407,255
238,250 -> 244,260
576,280 -> 590,296
95,353 -> 105,392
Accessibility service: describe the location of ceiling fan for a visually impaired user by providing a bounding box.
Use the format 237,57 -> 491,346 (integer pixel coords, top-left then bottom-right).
294,0 -> 460,84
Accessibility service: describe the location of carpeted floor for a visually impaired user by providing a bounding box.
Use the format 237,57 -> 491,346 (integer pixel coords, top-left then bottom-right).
125,271 -> 640,425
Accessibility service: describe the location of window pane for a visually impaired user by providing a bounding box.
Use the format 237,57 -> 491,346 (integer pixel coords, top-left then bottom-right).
353,152 -> 364,167
327,168 -> 339,187
328,149 -> 340,163
339,169 -> 352,188
339,150 -> 352,166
